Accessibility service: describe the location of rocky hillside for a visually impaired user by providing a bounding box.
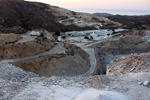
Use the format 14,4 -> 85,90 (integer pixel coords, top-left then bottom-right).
107,52 -> 150,75
107,15 -> 150,29
99,30 -> 150,54
0,0 -> 94,33
0,0 -> 121,34
94,13 -> 150,29
93,13 -> 113,17
10,43 -> 91,77
0,33 -> 55,60
49,6 -> 121,29
1,1 -> 150,99
0,32 -> 94,77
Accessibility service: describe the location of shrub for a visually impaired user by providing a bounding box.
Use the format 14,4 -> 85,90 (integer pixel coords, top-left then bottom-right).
62,36 -> 66,39
55,32 -> 60,36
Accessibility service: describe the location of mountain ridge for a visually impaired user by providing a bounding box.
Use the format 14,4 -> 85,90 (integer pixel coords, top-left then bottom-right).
93,12 -> 113,17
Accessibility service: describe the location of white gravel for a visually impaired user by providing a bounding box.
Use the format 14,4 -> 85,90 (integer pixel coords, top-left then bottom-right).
1,62 -> 150,100
0,62 -> 38,82
0,62 -> 129,100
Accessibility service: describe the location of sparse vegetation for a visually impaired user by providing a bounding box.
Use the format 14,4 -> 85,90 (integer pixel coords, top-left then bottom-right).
108,15 -> 150,29
55,32 -> 60,36
40,32 -> 44,37
111,29 -> 119,35
84,36 -> 89,39
62,36 -> 66,39
90,36 -> 93,40
107,33 -> 111,36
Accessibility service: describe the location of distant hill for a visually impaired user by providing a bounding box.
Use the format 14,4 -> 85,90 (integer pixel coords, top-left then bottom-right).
107,15 -> 150,29
93,13 -> 113,17
93,12 -> 150,29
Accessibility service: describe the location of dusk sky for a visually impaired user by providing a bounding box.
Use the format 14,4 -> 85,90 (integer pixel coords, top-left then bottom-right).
26,0 -> 150,15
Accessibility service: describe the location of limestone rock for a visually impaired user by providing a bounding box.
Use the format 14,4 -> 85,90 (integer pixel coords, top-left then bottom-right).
137,82 -> 142,85
107,52 -> 150,75
143,81 -> 150,87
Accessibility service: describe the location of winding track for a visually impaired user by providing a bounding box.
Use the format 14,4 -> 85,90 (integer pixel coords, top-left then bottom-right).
72,42 -> 98,77
79,48 -> 96,77
2,42 -> 66,63
72,37 -> 114,76
2,33 -> 99,77
2,41 -> 98,77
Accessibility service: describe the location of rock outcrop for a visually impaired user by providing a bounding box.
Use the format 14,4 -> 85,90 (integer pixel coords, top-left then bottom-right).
0,33 -> 91,77
11,44 -> 90,77
107,52 -> 150,75
0,35 -> 55,60
0,33 -> 22,45
100,30 -> 150,54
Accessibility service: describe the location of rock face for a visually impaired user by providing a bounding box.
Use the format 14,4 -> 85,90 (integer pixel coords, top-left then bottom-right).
11,44 -> 90,77
0,35 -> 55,60
0,33 -> 22,45
100,30 -> 150,54
107,52 -> 150,75
0,33 -> 91,77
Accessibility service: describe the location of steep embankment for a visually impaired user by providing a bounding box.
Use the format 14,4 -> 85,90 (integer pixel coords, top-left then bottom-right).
72,42 -> 103,76
93,29 -> 150,73
107,52 -> 150,75
0,33 -> 91,77
0,34 -> 55,60
10,43 -> 91,77
100,30 -> 150,54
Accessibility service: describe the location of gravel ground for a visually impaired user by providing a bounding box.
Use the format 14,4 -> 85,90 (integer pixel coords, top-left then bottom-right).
0,62 -> 150,100
0,62 -> 127,100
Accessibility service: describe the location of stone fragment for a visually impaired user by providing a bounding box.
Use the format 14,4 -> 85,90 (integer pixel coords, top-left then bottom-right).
137,82 -> 142,85
143,81 -> 150,86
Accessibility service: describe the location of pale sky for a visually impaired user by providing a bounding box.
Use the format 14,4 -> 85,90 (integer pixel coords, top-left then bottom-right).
26,0 -> 150,15
26,0 -> 150,10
